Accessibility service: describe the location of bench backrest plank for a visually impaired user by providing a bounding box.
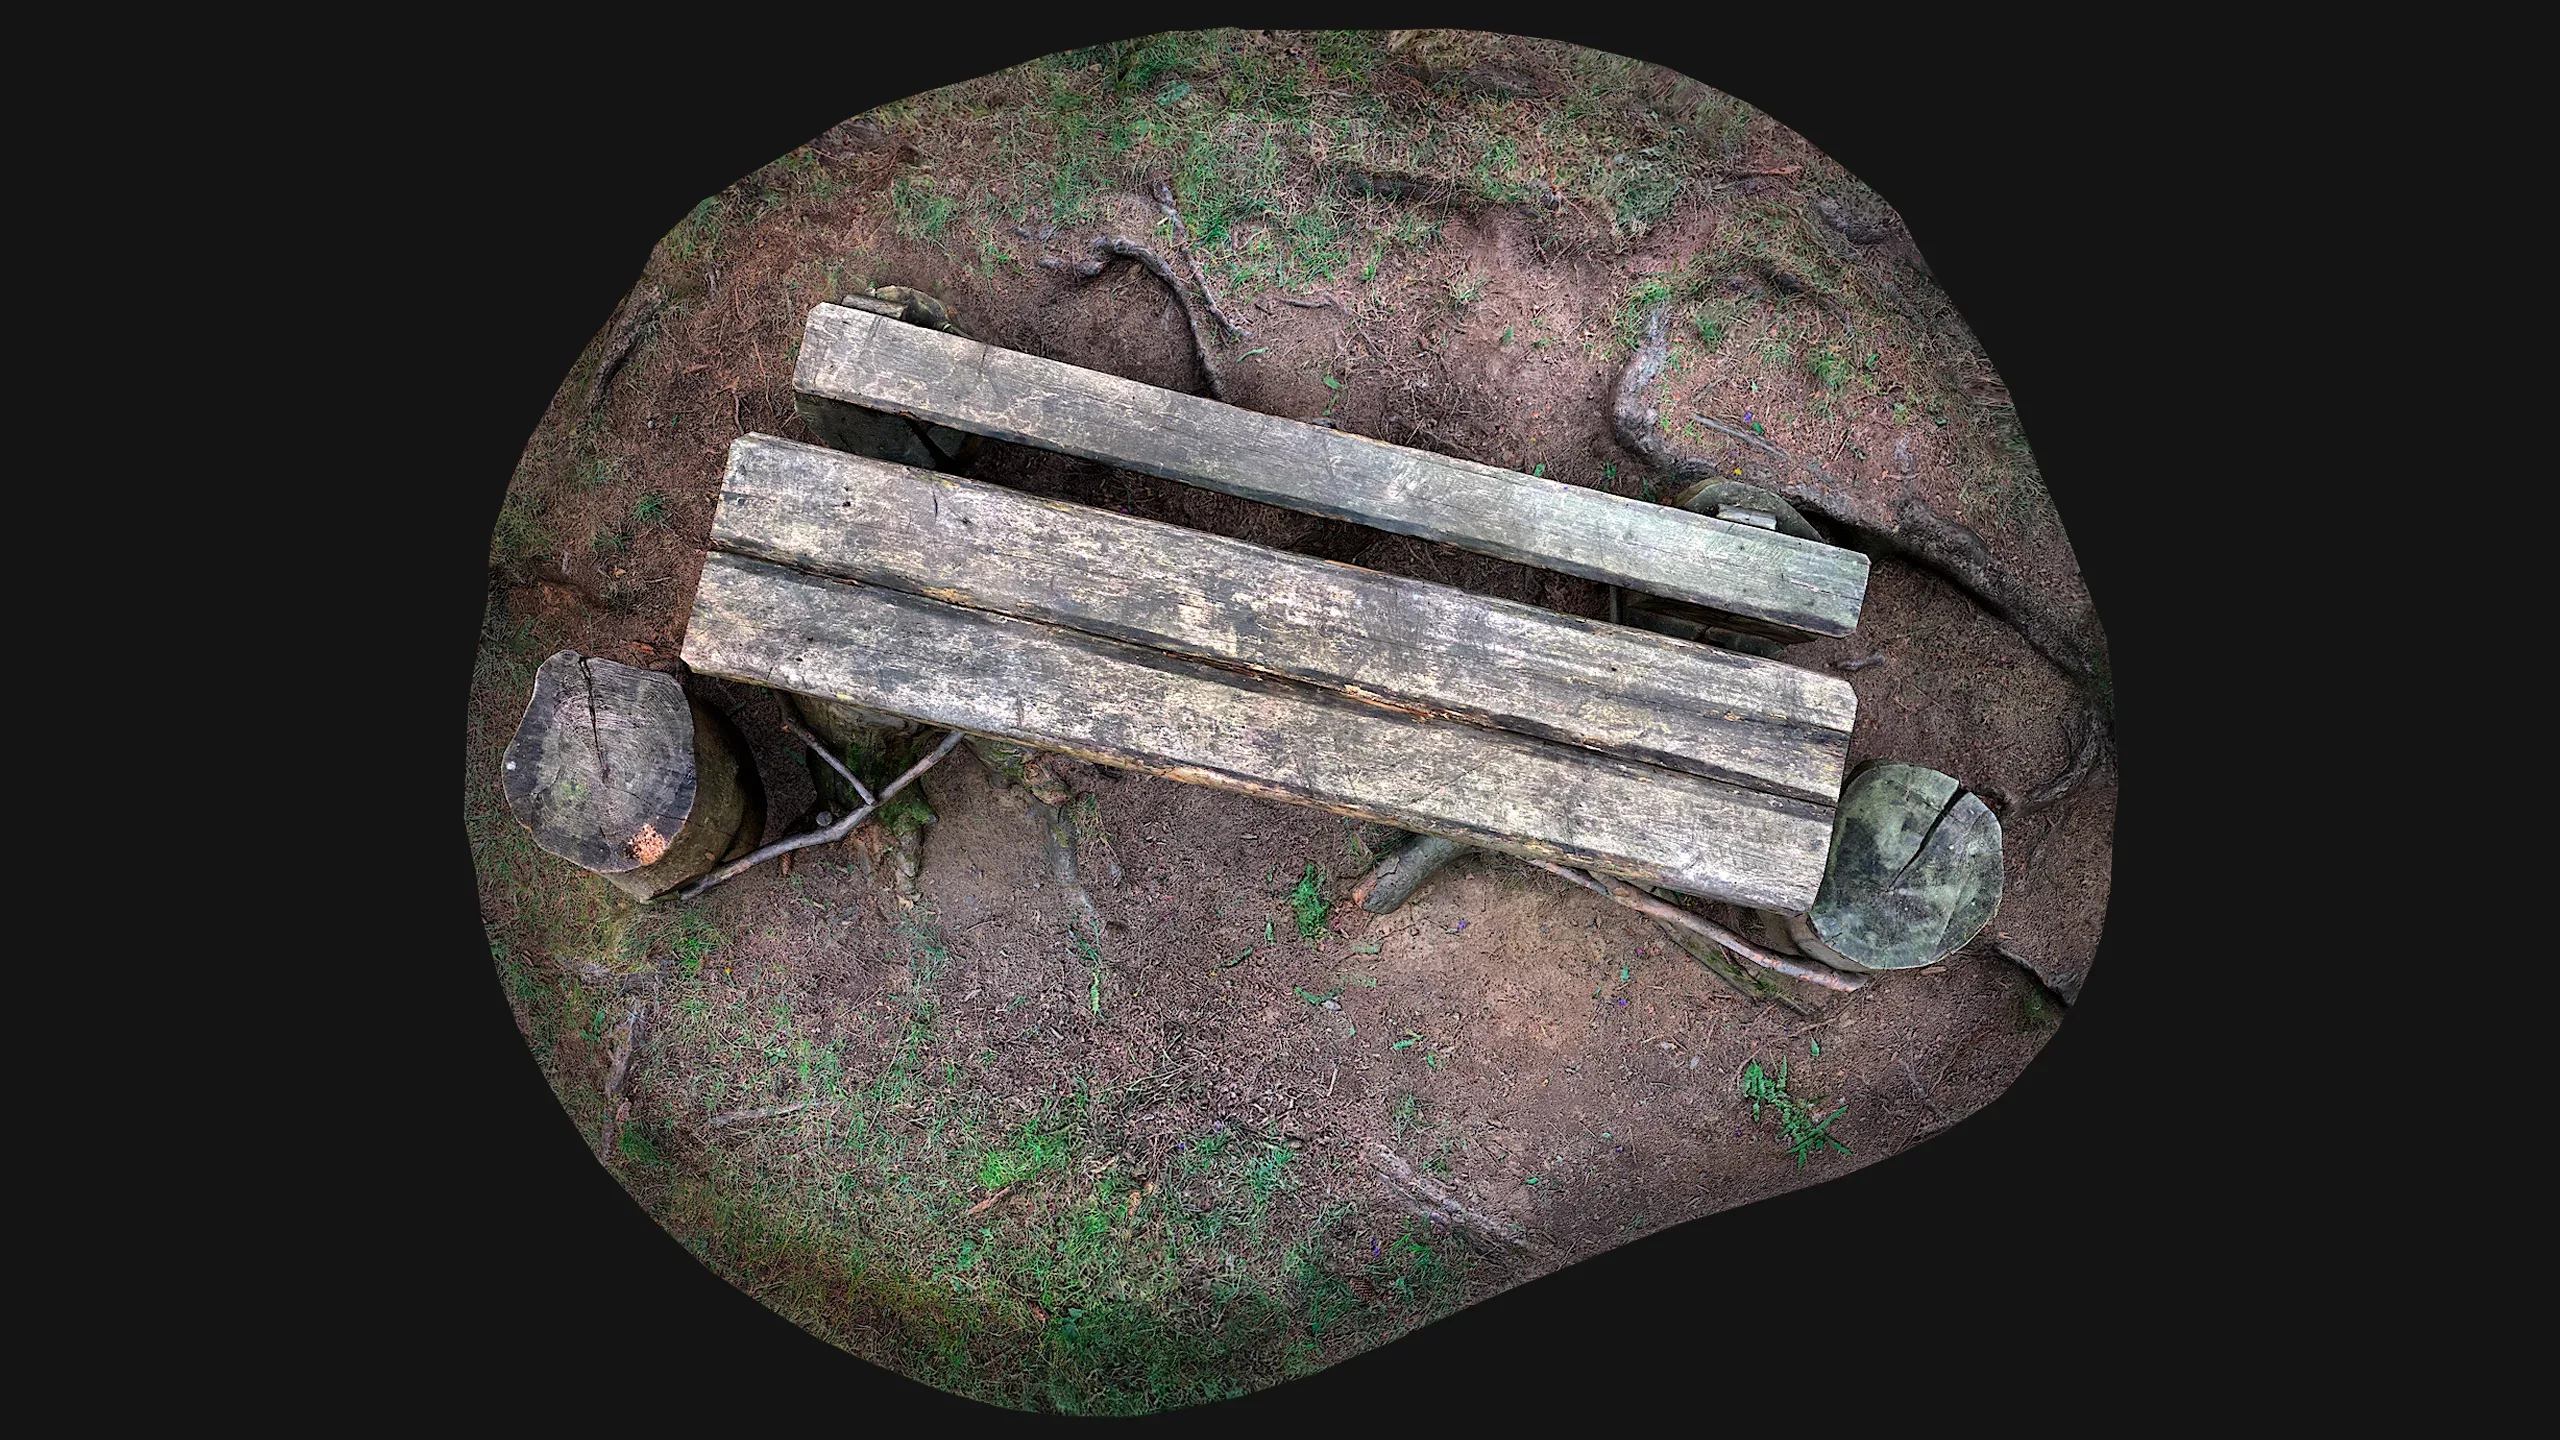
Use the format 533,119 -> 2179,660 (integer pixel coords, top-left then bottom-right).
713,435 -> 1855,805
791,303 -> 1870,641
683,552 -> 1837,912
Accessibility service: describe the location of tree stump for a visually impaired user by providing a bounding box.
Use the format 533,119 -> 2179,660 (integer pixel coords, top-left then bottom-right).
502,652 -> 765,902
1790,760 -> 2002,972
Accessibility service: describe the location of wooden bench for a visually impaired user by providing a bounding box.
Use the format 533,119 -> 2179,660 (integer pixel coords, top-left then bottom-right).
683,419 -> 1864,912
789,301 -> 1870,646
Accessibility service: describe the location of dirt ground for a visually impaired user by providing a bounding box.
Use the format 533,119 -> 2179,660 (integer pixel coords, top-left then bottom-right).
464,29 -> 2113,1415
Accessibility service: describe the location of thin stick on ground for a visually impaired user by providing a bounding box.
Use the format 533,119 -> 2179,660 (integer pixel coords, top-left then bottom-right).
680,728 -> 965,899
777,711 -> 876,807
1523,857 -> 1867,993
1151,179 -> 1252,341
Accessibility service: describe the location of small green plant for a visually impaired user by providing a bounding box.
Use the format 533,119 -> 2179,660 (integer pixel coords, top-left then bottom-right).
1069,925 -> 1105,1014
1246,1144 -> 1295,1208
1609,160 -> 1681,237
1739,1059 -> 1849,1168
1288,863 -> 1329,939
590,526 -> 628,557
1446,270 -> 1485,309
1808,347 -> 1850,392
635,491 -> 669,526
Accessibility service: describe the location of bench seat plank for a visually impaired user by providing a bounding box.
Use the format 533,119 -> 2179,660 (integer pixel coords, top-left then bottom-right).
791,303 -> 1870,641
712,434 -> 1854,805
681,552 -> 1838,912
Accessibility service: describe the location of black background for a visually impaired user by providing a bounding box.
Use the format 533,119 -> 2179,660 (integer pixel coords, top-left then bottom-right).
323,16 -> 2221,1418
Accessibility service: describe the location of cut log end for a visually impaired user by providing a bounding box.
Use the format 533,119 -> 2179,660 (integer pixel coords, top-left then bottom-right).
502,651 -> 764,899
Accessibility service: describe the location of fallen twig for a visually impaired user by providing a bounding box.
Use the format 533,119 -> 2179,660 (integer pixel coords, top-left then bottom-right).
1152,180 -> 1251,341
1281,294 -> 1339,309
1834,653 -> 1889,672
1692,414 -> 1790,462
963,1185 -> 1015,1217
1524,857 -> 1866,994
680,729 -> 965,898
778,711 -> 876,807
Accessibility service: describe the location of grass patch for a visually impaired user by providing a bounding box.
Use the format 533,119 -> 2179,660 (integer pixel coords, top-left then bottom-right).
669,195 -> 724,260
978,1105 -> 1078,1191
488,494 -> 548,575
1607,158 -> 1681,237
891,174 -> 958,242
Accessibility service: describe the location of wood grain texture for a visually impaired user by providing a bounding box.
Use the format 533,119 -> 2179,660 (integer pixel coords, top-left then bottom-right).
711,434 -> 1855,804
502,654 -> 764,898
680,554 -> 1837,911
790,303 -> 1870,639
503,652 -> 698,874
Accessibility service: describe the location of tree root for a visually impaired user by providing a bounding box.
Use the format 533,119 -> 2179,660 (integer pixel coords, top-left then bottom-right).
2021,702 -> 2111,814
1613,306 -> 2109,706
1046,234 -> 1234,402
1352,833 -> 1468,913
1366,1141 -> 1533,1257
586,284 -> 662,411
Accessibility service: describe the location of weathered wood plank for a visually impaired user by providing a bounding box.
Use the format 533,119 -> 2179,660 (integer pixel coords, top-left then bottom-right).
679,553 -> 1837,912
710,434 -> 1856,804
790,303 -> 1871,639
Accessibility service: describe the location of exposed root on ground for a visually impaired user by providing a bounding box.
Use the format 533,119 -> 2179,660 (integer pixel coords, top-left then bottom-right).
1042,233 -> 1234,401
587,285 -> 663,411
1612,307 -> 2109,707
